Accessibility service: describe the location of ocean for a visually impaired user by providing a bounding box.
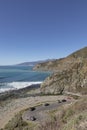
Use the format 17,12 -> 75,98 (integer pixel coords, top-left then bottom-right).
0,66 -> 51,93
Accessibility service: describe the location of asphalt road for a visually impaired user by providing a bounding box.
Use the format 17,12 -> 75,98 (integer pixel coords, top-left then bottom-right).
22,99 -> 71,122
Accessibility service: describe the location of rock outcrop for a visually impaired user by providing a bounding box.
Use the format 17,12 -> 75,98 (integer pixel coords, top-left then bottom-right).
41,59 -> 87,94
34,47 -> 87,94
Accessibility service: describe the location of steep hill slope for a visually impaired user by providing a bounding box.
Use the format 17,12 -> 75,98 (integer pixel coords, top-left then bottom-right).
68,46 -> 87,58
41,59 -> 87,94
34,47 -> 87,94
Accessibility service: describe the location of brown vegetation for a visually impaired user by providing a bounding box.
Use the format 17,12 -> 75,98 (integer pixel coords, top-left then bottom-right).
39,96 -> 87,130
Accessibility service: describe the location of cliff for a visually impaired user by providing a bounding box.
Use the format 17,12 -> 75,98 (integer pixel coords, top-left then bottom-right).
34,47 -> 87,94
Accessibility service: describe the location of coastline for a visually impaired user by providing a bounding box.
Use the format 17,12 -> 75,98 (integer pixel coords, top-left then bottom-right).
0,84 -> 41,101
0,81 -> 42,93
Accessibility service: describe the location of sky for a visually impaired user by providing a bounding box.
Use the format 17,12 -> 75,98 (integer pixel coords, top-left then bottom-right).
0,0 -> 87,65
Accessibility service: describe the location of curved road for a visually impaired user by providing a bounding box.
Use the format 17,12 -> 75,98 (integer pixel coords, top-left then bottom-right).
22,100 -> 71,122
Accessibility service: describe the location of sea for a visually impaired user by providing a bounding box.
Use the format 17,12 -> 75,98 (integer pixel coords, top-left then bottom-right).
0,65 -> 51,93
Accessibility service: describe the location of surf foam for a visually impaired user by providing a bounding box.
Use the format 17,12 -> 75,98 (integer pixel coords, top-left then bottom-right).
0,81 -> 42,93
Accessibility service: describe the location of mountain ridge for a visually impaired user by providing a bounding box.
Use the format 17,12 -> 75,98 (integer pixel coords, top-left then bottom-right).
17,59 -> 55,66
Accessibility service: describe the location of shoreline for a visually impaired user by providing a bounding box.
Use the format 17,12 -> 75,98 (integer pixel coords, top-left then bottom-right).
0,81 -> 42,93
0,84 -> 41,102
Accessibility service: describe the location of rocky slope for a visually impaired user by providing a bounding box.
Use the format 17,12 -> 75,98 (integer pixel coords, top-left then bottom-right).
34,47 -> 87,94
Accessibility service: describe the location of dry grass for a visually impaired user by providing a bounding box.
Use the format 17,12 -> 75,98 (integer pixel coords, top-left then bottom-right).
39,120 -> 61,130
38,96 -> 87,130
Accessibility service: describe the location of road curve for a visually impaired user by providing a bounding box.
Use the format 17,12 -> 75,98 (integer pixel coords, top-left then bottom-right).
22,100 -> 72,122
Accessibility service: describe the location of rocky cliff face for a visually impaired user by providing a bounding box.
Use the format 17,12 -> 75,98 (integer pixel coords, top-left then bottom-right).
41,59 -> 87,94
34,47 -> 87,94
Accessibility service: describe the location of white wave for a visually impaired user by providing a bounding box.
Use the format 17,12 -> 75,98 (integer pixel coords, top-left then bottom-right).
0,81 -> 42,93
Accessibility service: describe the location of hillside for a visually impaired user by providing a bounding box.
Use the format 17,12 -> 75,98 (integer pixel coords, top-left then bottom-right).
68,46 -> 87,58
41,59 -> 87,94
33,47 -> 87,71
34,47 -> 87,94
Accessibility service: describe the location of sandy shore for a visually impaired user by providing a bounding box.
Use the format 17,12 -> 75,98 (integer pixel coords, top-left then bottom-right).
0,93 -> 68,129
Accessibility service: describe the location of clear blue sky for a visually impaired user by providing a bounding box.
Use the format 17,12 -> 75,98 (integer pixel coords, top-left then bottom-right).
0,0 -> 87,65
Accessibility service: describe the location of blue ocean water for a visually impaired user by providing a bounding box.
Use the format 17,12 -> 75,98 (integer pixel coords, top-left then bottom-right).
0,66 -> 51,93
